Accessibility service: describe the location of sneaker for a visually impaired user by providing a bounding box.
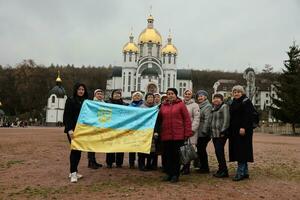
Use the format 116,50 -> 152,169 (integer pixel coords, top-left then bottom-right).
68,173 -> 83,179
70,172 -> 78,183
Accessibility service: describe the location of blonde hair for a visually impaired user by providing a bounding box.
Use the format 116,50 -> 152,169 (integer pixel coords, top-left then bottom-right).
232,85 -> 245,94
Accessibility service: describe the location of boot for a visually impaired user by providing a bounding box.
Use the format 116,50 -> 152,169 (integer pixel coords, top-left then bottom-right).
88,160 -> 100,169
213,169 -> 229,178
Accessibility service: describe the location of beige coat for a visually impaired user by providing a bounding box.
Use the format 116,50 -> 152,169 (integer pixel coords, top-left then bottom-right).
184,99 -> 200,144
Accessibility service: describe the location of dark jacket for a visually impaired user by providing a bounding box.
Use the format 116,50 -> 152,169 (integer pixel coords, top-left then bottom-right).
63,83 -> 88,134
157,98 -> 192,141
229,95 -> 254,162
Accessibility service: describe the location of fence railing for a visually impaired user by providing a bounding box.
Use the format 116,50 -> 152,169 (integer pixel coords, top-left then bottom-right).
255,123 -> 300,135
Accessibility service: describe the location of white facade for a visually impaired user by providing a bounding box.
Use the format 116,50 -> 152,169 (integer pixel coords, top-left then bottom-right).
106,15 -> 192,98
46,94 -> 67,124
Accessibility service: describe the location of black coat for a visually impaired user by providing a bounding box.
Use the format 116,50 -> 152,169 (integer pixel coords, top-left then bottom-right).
229,95 -> 254,162
63,97 -> 85,133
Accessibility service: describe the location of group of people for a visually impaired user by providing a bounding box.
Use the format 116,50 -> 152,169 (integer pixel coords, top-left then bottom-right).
63,83 -> 255,184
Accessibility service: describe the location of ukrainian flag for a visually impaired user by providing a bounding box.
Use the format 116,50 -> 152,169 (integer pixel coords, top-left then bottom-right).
71,100 -> 159,153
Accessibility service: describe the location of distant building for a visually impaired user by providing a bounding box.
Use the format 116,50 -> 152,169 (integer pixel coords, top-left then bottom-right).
46,72 -> 67,126
106,15 -> 192,98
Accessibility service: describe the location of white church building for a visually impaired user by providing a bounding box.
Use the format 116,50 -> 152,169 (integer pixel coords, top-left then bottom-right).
46,72 -> 67,126
106,15 -> 193,98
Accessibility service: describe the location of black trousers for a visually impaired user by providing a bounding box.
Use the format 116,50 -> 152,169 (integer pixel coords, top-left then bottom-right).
212,137 -> 228,171
88,152 -> 96,162
138,153 -> 147,168
163,140 -> 184,177
106,153 -> 124,166
129,152 -> 136,166
196,136 -> 211,170
146,152 -> 158,169
67,134 -> 81,173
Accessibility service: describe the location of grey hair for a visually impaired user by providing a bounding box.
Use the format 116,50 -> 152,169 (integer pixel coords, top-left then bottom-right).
232,85 -> 245,94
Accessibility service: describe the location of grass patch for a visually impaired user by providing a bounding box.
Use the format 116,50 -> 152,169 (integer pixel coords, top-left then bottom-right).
6,160 -> 25,168
7,186 -> 68,199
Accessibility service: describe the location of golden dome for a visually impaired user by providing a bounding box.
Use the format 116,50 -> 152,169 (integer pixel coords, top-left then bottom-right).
56,71 -> 62,82
138,15 -> 162,45
123,33 -> 138,53
162,35 -> 177,55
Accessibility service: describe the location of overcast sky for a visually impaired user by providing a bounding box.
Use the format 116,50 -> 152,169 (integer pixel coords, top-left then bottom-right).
0,0 -> 299,72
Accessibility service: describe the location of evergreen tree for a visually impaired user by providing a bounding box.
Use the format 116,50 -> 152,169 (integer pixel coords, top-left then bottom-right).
271,42 -> 300,134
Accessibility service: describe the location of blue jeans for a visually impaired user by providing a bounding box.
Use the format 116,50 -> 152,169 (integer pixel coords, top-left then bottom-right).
237,162 -> 248,176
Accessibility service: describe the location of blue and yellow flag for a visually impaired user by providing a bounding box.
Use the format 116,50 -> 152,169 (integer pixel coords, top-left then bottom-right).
71,100 -> 159,153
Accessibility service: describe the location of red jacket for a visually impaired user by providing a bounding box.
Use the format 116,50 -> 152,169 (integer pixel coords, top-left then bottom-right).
158,98 -> 192,141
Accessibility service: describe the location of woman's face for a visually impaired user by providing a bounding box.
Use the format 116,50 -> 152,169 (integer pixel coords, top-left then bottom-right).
113,91 -> 121,100
77,86 -> 85,97
233,90 -> 242,99
132,94 -> 142,101
184,91 -> 192,101
197,95 -> 206,103
95,92 -> 104,101
154,95 -> 161,104
212,97 -> 222,106
167,90 -> 176,101
146,95 -> 154,105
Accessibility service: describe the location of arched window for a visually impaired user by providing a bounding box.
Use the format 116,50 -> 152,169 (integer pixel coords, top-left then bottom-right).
51,96 -> 55,103
148,43 -> 152,56
168,74 -> 170,87
123,72 -> 126,92
174,56 -> 176,64
140,44 -> 143,57
173,74 -> 175,87
129,53 -> 132,62
168,54 -> 171,64
163,55 -> 165,64
128,72 -> 131,92
157,45 -> 160,57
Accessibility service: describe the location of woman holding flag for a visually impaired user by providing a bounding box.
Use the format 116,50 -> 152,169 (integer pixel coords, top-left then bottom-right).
105,89 -> 128,168
63,83 -> 88,183
157,88 -> 192,183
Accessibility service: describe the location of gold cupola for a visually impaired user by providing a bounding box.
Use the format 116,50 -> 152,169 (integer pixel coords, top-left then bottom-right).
56,71 -> 62,82
138,15 -> 162,45
123,33 -> 139,53
161,34 -> 177,55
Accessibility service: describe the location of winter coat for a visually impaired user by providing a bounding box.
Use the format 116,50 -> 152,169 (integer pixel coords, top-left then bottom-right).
211,103 -> 230,138
184,99 -> 200,144
129,100 -> 144,107
158,98 -> 192,141
229,95 -> 254,162
63,97 -> 85,134
197,99 -> 212,138
106,98 -> 128,106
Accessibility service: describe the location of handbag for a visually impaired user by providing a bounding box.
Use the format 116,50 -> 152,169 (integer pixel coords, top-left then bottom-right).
179,139 -> 198,165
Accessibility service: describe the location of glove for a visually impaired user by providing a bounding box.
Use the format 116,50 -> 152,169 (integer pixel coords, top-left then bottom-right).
154,132 -> 159,140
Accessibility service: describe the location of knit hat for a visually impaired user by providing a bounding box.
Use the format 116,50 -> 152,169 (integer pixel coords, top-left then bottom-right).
94,89 -> 103,96
213,93 -> 224,101
196,90 -> 208,97
154,93 -> 161,97
167,88 -> 178,96
184,89 -> 193,94
132,91 -> 144,100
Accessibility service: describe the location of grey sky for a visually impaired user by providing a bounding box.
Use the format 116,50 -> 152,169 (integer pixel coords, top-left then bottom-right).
0,0 -> 299,72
